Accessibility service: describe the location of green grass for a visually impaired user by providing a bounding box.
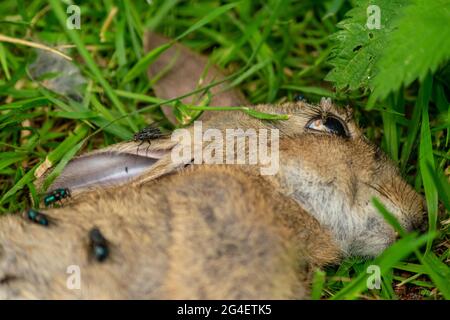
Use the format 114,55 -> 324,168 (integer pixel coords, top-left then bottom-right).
0,0 -> 448,300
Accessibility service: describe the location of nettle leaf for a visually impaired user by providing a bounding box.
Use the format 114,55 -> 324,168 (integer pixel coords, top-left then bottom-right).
325,0 -> 407,91
371,0 -> 450,101
328,0 -> 450,102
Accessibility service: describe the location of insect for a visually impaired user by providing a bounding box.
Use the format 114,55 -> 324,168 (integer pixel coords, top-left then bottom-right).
44,188 -> 71,206
89,227 -> 109,262
24,209 -> 50,226
133,123 -> 168,155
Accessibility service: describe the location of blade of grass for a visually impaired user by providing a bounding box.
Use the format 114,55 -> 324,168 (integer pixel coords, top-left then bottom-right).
43,138 -> 87,191
330,232 -> 433,300
374,195 -> 449,298
120,43 -> 171,85
0,163 -> 38,206
48,0 -> 138,132
311,269 -> 326,300
123,0 -> 141,59
145,0 -> 179,31
372,197 -> 407,237
380,270 -> 396,299
36,124 -> 89,180
416,252 -> 450,299
114,89 -> 162,104
122,2 -> 238,85
381,93 -> 400,162
115,17 -> 127,67
281,85 -> 335,98
418,74 -> 437,254
399,100 -> 422,173
0,43 -> 10,80
174,3 -> 238,42
229,59 -> 271,88
424,162 -> 450,211
180,104 -> 289,120
0,33 -> 72,61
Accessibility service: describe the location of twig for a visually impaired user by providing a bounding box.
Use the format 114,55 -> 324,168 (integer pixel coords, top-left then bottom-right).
0,33 -> 72,61
100,7 -> 118,43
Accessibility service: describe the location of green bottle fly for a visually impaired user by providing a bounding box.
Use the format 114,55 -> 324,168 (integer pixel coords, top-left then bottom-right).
44,188 -> 71,206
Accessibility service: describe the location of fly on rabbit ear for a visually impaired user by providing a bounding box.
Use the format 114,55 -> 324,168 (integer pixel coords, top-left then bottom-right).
133,121 -> 170,155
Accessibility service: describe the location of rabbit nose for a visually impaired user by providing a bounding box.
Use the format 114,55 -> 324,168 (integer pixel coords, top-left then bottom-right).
402,225 -> 415,236
403,215 -> 427,234
416,216 -> 429,233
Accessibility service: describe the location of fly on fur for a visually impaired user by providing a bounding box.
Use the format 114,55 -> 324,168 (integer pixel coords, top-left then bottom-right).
24,209 -> 52,227
134,122 -> 169,155
44,188 -> 71,207
89,227 -> 110,263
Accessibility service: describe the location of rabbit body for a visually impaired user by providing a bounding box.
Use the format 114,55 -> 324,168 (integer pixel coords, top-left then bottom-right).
0,100 -> 424,299
0,164 -> 338,299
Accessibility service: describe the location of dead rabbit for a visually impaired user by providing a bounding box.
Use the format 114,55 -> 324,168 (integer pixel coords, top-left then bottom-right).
0,33 -> 425,299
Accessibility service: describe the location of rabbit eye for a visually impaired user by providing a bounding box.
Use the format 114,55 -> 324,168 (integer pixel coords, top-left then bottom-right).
306,116 -> 348,137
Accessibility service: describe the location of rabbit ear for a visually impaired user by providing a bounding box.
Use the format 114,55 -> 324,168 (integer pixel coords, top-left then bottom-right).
49,152 -> 161,191
320,97 -> 333,111
37,140 -> 176,195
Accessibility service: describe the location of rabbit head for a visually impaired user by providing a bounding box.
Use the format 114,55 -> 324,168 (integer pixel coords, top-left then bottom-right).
253,98 -> 426,257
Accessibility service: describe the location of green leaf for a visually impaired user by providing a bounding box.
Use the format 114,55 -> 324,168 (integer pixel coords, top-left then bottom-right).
371,0 -> 450,101
325,0 -> 407,91
327,0 -> 450,105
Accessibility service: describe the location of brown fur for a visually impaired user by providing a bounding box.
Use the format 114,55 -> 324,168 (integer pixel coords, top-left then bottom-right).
0,166 -> 338,299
